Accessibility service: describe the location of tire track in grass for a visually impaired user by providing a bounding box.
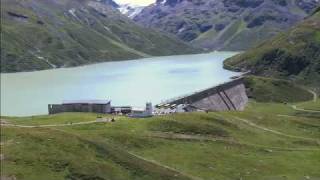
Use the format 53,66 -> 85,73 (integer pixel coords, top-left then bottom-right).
291,105 -> 320,113
1,120 -> 106,128
277,115 -> 320,127
5,126 -> 201,180
53,128 -> 203,180
293,89 -> 319,112
209,113 -> 320,144
231,116 -> 319,142
209,113 -> 320,145
148,132 -> 320,152
308,89 -> 317,102
126,151 -> 203,180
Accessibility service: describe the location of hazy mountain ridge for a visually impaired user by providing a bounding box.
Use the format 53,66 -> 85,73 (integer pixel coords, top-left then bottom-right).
97,0 -> 120,8
224,9 -> 320,86
1,0 -> 199,72
134,0 -> 320,50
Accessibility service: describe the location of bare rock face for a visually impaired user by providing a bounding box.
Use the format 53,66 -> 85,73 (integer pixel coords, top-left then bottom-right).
134,0 -> 320,50
97,0 -> 119,8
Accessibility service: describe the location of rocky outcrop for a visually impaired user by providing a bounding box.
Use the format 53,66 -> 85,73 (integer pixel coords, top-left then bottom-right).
7,11 -> 29,19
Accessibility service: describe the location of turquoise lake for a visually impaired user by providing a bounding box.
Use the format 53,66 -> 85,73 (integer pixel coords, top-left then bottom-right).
1,52 -> 241,116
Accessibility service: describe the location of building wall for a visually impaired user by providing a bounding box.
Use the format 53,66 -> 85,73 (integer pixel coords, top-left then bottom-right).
48,103 -> 111,114
48,104 -> 65,114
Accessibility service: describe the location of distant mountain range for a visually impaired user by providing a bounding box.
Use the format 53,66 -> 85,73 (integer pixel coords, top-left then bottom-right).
1,0 -> 199,72
224,8 -> 320,86
2,0 -> 319,73
134,0 -> 320,51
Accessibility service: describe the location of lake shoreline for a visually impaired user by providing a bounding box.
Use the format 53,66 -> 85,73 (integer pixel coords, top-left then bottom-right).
1,52 -> 240,116
0,51 -> 237,74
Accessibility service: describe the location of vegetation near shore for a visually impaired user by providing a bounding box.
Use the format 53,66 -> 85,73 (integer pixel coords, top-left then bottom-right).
1,78 -> 319,180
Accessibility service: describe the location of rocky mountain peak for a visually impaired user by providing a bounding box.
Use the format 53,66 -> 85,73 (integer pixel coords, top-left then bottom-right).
156,0 -> 185,7
295,0 -> 320,13
96,0 -> 119,8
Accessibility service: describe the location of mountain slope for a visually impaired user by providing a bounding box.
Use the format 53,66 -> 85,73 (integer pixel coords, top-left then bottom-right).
224,9 -> 320,86
134,0 -> 320,51
0,0 -> 199,73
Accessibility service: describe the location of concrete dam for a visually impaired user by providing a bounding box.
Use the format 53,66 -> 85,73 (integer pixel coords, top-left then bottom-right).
162,78 -> 248,111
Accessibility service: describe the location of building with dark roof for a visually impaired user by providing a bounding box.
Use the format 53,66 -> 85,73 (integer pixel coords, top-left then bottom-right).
48,100 -> 111,114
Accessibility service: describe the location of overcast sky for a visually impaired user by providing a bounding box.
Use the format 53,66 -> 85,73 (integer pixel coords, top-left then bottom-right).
114,0 -> 155,6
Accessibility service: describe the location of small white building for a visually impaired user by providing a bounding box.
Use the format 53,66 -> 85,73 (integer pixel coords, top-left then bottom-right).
129,102 -> 153,118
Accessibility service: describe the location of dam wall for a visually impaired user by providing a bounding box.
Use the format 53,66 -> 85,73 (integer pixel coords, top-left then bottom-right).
166,78 -> 248,111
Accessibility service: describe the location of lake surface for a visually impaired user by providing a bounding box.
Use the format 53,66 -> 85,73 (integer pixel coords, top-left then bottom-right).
1,52 -> 240,116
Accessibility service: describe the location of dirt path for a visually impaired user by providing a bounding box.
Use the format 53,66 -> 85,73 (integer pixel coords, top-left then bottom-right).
291,105 -> 320,113
1,120 -> 109,128
290,89 -> 319,112
47,128 -> 200,180
127,151 -> 203,180
149,132 -> 320,151
308,89 -> 318,102
231,116 -> 319,142
149,132 -> 233,142
2,124 -> 201,180
210,113 -> 319,142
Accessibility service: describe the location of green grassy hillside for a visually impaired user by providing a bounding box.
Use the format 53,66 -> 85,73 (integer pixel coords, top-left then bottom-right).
2,77 -> 318,180
1,93 -> 320,179
224,10 -> 320,86
244,76 -> 314,103
0,0 -> 200,72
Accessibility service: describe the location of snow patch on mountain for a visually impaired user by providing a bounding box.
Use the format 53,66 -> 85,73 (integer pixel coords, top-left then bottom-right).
118,4 -> 145,18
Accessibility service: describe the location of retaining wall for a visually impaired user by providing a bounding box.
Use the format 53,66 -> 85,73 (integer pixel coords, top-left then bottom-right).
167,78 -> 248,111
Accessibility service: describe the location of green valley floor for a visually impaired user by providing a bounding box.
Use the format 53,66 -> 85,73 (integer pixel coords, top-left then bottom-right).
1,96 -> 320,180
